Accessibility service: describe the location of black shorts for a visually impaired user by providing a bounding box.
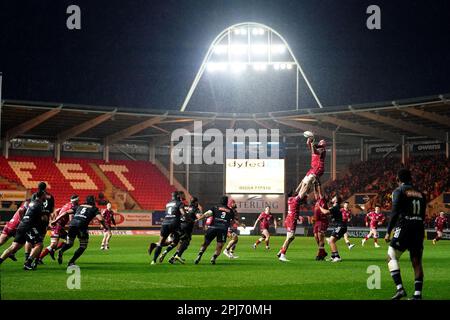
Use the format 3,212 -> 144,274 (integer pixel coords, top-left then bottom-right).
14,225 -> 43,245
67,226 -> 89,241
205,227 -> 227,243
180,223 -> 194,242
331,225 -> 347,240
161,223 -> 180,239
390,224 -> 424,255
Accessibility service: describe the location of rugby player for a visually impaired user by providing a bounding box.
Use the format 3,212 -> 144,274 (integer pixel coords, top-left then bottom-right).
318,195 -> 346,262
194,196 -> 235,265
295,137 -> 326,202
0,190 -> 48,270
39,195 -> 79,261
58,195 -> 107,266
277,191 -> 303,262
384,169 -> 426,300
0,199 -> 30,261
223,198 -> 242,259
341,201 -> 355,249
168,196 -> 202,264
362,204 -> 385,248
150,191 -> 185,265
432,211 -> 447,245
253,206 -> 277,250
100,202 -> 116,250
312,193 -> 328,260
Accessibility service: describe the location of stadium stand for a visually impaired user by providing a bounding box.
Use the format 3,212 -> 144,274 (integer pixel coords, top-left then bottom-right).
0,156 -> 175,210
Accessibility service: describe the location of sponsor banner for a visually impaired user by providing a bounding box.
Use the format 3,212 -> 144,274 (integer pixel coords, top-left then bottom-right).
63,143 -> 99,153
426,229 -> 450,240
354,193 -> 378,205
275,227 -> 305,235
11,140 -> 49,151
412,143 -> 445,152
88,230 -> 159,236
152,211 -> 166,225
88,212 -> 152,228
370,145 -> 399,154
0,190 -> 27,202
231,194 -> 285,214
226,159 -> 284,194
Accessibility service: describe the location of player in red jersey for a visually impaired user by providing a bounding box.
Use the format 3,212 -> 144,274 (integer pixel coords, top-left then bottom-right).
252,206 -> 278,250
223,198 -> 242,259
362,204 -> 385,248
433,211 -> 448,245
277,191 -> 303,262
0,199 -> 30,261
312,193 -> 329,261
341,201 -> 355,250
39,195 -> 79,261
296,137 -> 327,201
101,202 -> 116,250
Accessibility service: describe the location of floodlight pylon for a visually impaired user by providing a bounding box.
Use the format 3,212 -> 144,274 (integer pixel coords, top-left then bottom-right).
180,22 -> 324,112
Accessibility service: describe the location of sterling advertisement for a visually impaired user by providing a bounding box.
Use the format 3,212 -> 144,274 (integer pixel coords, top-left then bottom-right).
226,159 -> 284,194
232,194 -> 285,214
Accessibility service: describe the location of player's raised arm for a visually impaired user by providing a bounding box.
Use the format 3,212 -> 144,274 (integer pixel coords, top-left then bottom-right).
196,210 -> 212,222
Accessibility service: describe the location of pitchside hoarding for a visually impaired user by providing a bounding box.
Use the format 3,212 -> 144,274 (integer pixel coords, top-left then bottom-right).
231,194 -> 285,213
225,159 -> 284,194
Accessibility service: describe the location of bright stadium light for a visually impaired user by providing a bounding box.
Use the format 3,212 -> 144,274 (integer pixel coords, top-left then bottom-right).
180,22 -> 325,111
251,44 -> 268,54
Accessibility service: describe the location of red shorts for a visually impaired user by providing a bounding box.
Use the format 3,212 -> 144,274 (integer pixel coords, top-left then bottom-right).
51,225 -> 68,239
1,225 -> 16,237
313,221 -> 328,234
306,168 -> 324,178
436,228 -> 444,233
284,217 -> 297,233
103,224 -> 112,232
260,223 -> 270,231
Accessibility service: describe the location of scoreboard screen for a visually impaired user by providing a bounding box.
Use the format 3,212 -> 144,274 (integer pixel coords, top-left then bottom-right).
225,159 -> 284,194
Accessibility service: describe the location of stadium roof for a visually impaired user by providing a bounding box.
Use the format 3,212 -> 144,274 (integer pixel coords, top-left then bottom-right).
1,93 -> 449,147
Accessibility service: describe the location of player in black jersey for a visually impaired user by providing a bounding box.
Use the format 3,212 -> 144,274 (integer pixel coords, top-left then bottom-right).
0,190 -> 48,270
194,196 -> 235,265
150,191 -> 186,265
318,195 -> 345,262
168,196 -> 202,264
33,188 -> 55,265
57,195 -> 107,267
384,169 -> 426,300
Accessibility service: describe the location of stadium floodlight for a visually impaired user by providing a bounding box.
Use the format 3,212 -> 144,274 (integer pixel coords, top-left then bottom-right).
180,22 -> 324,111
214,45 -> 228,55
251,44 -> 268,54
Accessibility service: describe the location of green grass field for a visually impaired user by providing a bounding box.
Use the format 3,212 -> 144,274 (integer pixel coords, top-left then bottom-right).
1,235 -> 449,300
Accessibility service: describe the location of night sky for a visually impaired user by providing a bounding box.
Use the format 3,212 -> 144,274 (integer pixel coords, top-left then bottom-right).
0,0 -> 449,112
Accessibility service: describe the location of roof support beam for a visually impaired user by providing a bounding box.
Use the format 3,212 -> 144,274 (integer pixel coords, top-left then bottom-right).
358,111 -> 446,141
105,116 -> 166,145
5,106 -> 62,140
318,116 -> 402,144
275,119 -> 361,145
56,110 -> 116,143
403,107 -> 450,128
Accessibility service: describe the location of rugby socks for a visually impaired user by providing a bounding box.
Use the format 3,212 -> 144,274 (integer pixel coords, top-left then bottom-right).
39,246 -> 53,259
24,252 -> 30,261
374,238 -> 378,244
69,247 -> 86,265
280,247 -> 287,255
414,277 -> 423,297
331,251 -> 340,259
153,245 -> 162,262
57,242 -> 64,250
255,239 -> 262,246
163,244 -> 176,255
390,269 -> 403,290
345,241 -> 352,247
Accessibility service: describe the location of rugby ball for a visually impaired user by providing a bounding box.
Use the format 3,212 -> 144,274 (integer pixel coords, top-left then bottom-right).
303,131 -> 314,138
